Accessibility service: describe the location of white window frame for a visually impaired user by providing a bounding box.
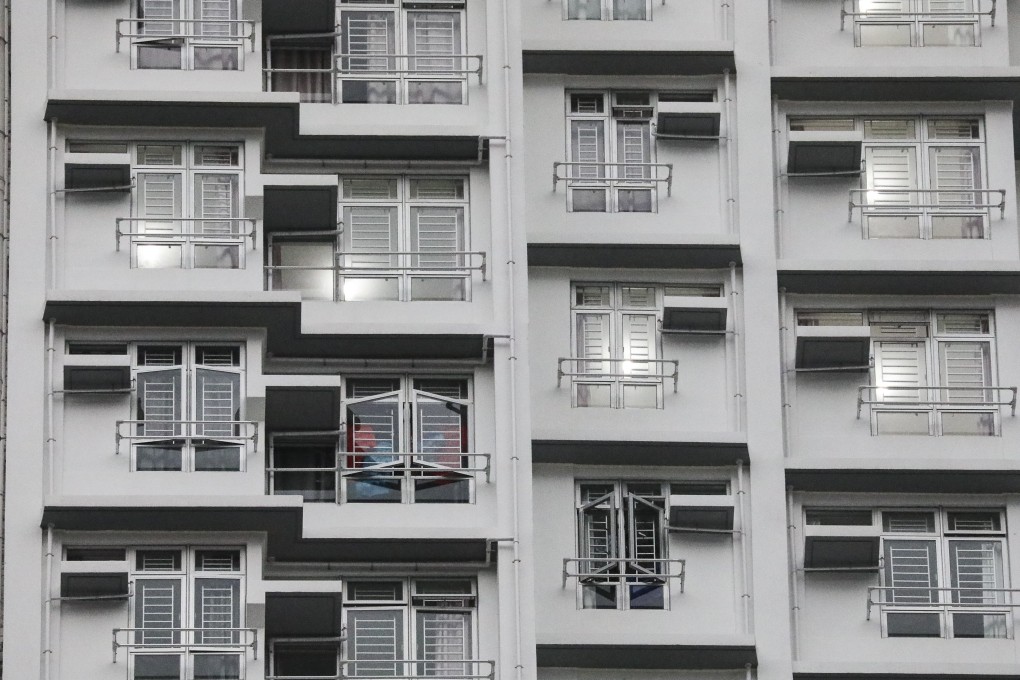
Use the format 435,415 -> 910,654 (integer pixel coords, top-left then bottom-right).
341,375 -> 476,503
564,91 -> 659,213
574,481 -> 672,610
336,0 -> 470,105
877,509 -> 1011,639
130,0 -> 247,71
131,142 -> 247,269
128,547 -> 247,680
569,283 -> 665,409
866,311 -> 999,436
850,0 -> 983,47
341,578 -> 479,679
128,342 -> 248,471
562,0 -> 653,21
336,176 -> 473,302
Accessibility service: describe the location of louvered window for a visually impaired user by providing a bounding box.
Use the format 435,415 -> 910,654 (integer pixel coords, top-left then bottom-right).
336,176 -> 472,301
853,0 -> 979,46
343,579 -> 477,679
576,482 -> 668,610
565,0 -> 651,20
130,548 -> 246,676
341,376 -> 473,503
868,311 -> 999,436
565,91 -> 658,213
132,143 -> 244,269
335,1 -> 468,104
856,117 -> 989,239
131,343 -> 246,471
571,283 -> 664,409
133,0 -> 242,70
878,510 -> 1008,639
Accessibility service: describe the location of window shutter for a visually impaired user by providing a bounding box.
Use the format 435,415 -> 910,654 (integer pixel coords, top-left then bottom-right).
926,0 -> 975,12
621,314 -> 656,377
407,12 -> 460,72
578,491 -> 619,571
138,0 -> 180,35
195,368 -> 241,437
416,611 -> 470,677
883,539 -> 939,604
861,0 -> 910,13
346,207 -> 399,269
929,146 -> 981,207
413,391 -> 467,467
349,610 -> 404,676
948,540 -> 1003,604
139,173 -> 183,234
135,579 -> 182,645
410,207 -> 464,270
575,313 -> 611,375
194,174 -> 239,235
194,578 -> 240,644
341,11 -> 396,72
570,121 -> 606,180
938,341 -> 991,403
137,368 -> 183,437
616,122 -> 651,180
874,341 -> 927,403
195,0 -> 238,37
625,494 -> 665,573
865,146 -> 917,205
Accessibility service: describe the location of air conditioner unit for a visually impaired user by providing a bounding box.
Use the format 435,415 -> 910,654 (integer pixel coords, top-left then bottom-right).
63,152 -> 132,191
63,354 -> 132,392
786,130 -> 863,176
668,492 -> 735,531
803,524 -> 880,570
662,295 -> 728,333
655,101 -> 721,139
795,325 -> 872,371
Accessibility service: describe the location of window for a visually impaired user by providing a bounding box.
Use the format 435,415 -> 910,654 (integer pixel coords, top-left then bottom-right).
568,283 -> 675,409
335,0 -> 472,104
879,510 -> 1009,638
130,143 -> 248,269
563,92 -> 660,212
799,310 -> 1005,435
850,0 -> 981,47
341,376 -> 475,503
128,548 -> 248,680
131,0 -> 246,70
123,343 -> 251,471
565,0 -> 651,20
791,116 -> 995,239
343,579 -> 483,679
269,176 -> 475,302
574,482 -> 670,610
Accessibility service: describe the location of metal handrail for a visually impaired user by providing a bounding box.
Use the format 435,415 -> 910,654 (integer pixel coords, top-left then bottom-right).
116,217 -> 258,250
337,53 -> 484,79
557,357 -> 679,392
337,659 -> 496,680
116,18 -> 258,52
561,557 -> 687,590
848,188 -> 1006,221
856,384 -> 1018,418
840,0 -> 997,30
112,626 -> 258,662
867,586 -> 1020,621
552,161 -> 674,196
115,419 -> 259,454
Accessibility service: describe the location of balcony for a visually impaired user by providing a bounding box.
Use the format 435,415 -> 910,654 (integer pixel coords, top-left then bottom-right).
115,18 -> 257,69
839,0 -> 997,47
265,35 -> 483,105
856,385 -> 1017,417
867,585 -> 1020,621
556,357 -> 679,392
111,627 -> 259,662
116,217 -> 258,269
561,557 -> 687,590
552,161 -> 674,195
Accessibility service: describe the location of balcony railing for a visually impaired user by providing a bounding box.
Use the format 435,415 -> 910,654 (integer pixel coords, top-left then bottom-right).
848,189 -> 1006,222
338,659 -> 495,680
856,385 -> 1017,418
866,586 -> 1020,621
557,357 -> 679,392
839,0 -> 997,31
116,18 -> 258,52
552,162 -> 674,196
115,419 -> 259,454
264,34 -> 483,104
112,627 -> 258,662
116,217 -> 259,251
264,251 -> 487,301
561,557 -> 687,590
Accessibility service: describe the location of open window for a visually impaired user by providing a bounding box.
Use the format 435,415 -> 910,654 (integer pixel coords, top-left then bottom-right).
786,118 -> 863,177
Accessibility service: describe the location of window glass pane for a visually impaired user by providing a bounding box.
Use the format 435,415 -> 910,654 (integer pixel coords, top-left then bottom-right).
133,654 -> 181,680
867,215 -> 920,238
570,121 -> 606,177
410,278 -> 465,301
616,122 -> 651,179
269,47 -> 333,102
271,242 -> 335,299
570,93 -> 604,113
883,512 -> 937,533
931,215 -> 985,239
805,509 -> 873,526
136,244 -> 184,269
883,539 -> 939,603
135,579 -> 183,644
581,583 -> 617,608
195,368 -> 241,436
574,286 -> 611,307
342,277 -> 400,301
344,178 -> 399,200
796,311 -> 866,327
947,511 -> 1001,532
575,383 -> 611,407
941,411 -> 995,435
949,539 -> 1003,603
194,244 -> 240,269
416,612 -> 470,676
886,612 -> 941,637
621,287 -> 655,308
138,145 -> 183,166
194,174 -> 240,233
137,368 -> 183,437
348,610 -> 404,676
570,188 -> 607,212
271,442 -> 337,502
922,23 -> 976,46
341,80 -> 398,104
858,22 -> 912,45
628,583 -> 664,609
928,118 -> 981,140
407,81 -> 463,105
567,0 -> 603,19
929,146 -> 981,206
194,578 -> 240,643
938,341 -> 991,402
613,0 -> 647,19
953,613 -> 1008,638
409,179 -> 465,200
193,46 -> 239,70
195,550 -> 241,571
347,582 -> 403,601
194,445 -> 242,470
136,445 -> 184,471
340,11 -> 396,70
617,189 -> 652,212
137,43 -> 183,69
193,654 -> 241,680
864,119 -> 917,140
137,550 -> 183,571
139,173 -> 183,223
788,118 -> 856,132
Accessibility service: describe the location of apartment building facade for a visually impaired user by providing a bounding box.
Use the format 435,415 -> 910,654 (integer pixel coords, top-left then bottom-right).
5,1 -> 1020,680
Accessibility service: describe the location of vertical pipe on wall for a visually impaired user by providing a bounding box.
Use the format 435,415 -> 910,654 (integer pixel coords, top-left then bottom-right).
779,288 -> 791,458
724,71 -> 736,236
46,320 -> 55,496
48,120 -> 57,291
42,524 -> 54,680
787,488 -> 801,659
730,262 -> 744,431
736,459 -> 750,634
771,97 -> 785,258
